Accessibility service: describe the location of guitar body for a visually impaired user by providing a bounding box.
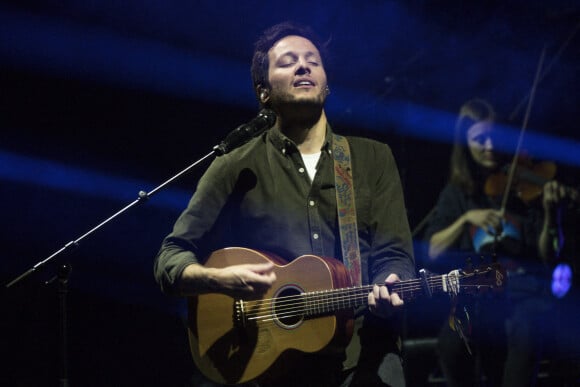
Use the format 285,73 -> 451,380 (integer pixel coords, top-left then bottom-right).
187,247 -> 353,385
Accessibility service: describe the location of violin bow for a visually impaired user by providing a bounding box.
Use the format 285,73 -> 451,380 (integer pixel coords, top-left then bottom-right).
499,46 -> 547,216
501,20 -> 580,213
508,20 -> 580,122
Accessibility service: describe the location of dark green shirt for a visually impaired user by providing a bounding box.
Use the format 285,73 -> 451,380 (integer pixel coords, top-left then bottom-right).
154,124 -> 415,381
155,124 -> 415,294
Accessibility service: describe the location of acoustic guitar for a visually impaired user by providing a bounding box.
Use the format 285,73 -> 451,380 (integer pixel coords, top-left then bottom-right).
187,247 -> 505,385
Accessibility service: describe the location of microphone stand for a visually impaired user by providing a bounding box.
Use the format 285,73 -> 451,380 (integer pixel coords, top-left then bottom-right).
5,108 -> 276,287
48,263 -> 72,387
4,112 -> 273,385
5,149 -> 216,289
4,148 -> 215,386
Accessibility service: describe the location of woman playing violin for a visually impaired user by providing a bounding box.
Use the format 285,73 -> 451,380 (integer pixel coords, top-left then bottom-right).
424,98 -> 573,387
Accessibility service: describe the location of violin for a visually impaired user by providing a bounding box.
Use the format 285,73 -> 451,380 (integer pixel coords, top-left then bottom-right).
484,158 -> 556,204
484,157 -> 579,207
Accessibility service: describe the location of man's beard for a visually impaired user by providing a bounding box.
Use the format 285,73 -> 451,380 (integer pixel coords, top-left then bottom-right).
269,88 -> 326,110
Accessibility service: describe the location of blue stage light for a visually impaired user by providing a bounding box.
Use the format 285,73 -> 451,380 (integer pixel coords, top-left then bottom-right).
552,262 -> 573,299
0,149 -> 191,210
2,8 -> 579,169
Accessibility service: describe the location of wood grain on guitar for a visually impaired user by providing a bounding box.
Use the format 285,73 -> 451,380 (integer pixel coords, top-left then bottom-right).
187,247 -> 505,385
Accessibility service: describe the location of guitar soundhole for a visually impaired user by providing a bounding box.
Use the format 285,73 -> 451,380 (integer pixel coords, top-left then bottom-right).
273,286 -> 304,329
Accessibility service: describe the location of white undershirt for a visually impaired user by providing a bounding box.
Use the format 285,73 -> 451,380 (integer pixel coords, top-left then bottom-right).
301,151 -> 322,182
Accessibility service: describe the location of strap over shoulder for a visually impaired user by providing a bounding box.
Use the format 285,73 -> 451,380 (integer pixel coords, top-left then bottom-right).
333,134 -> 361,286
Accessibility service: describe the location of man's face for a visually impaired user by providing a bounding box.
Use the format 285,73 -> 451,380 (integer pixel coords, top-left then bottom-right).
266,35 -> 328,108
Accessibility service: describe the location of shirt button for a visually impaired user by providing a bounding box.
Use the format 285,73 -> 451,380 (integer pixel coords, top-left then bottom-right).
298,167 -> 305,173
309,200 -> 315,206
313,233 -> 319,239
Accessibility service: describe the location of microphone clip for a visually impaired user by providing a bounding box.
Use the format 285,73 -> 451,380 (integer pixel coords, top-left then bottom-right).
214,109 -> 276,156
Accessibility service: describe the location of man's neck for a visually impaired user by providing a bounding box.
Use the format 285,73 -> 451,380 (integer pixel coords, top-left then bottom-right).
276,107 -> 327,155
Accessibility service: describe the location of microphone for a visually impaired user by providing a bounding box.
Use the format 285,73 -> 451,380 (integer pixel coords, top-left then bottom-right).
214,109 -> 276,155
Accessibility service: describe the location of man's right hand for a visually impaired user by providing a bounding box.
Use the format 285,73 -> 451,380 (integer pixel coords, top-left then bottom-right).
180,262 -> 276,297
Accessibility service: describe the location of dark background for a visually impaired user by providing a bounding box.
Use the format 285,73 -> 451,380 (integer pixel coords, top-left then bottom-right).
1,1 -> 579,385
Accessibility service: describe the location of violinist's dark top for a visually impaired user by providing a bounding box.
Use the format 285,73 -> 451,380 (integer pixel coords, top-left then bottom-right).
424,182 -> 548,294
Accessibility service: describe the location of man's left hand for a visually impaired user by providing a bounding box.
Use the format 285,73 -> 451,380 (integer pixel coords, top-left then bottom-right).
368,273 -> 404,318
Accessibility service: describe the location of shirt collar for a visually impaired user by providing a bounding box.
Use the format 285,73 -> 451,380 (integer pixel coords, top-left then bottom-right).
268,123 -> 334,156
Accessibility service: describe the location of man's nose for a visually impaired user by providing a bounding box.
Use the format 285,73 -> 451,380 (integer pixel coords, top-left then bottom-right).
295,60 -> 311,75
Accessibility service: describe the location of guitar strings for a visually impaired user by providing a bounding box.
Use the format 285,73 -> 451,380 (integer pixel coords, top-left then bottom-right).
243,285 -> 486,324
242,273 -> 462,311
244,285 -> 427,324
242,286 -> 489,326
241,276 -> 457,319
239,272 -> 493,322
240,278 -> 476,318
244,285 -> 427,322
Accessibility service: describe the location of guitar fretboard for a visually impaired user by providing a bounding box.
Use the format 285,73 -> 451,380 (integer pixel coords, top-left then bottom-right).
236,265 -> 501,325
301,273 -> 460,316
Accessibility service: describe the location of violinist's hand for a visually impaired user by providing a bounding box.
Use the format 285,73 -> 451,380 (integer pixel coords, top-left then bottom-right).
464,209 -> 503,236
368,273 -> 404,319
180,262 -> 276,297
543,181 -> 569,213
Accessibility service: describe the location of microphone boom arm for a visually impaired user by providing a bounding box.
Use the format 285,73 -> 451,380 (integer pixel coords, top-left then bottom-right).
5,109 -> 276,288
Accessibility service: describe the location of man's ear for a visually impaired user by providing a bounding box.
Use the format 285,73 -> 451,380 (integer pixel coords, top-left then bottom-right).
258,87 -> 270,104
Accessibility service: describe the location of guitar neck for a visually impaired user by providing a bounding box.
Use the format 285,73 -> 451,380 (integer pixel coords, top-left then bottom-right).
302,274 -> 453,317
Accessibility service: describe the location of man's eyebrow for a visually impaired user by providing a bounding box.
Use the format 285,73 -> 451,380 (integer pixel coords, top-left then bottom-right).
278,50 -> 319,58
305,51 -> 322,59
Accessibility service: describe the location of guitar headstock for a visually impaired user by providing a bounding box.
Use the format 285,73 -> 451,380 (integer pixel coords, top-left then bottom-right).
454,262 -> 506,295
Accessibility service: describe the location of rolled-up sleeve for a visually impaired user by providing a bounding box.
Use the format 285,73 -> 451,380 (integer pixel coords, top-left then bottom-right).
154,155 -> 234,295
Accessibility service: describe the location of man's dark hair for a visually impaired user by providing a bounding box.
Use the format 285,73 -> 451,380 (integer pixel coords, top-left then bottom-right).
250,21 -> 330,104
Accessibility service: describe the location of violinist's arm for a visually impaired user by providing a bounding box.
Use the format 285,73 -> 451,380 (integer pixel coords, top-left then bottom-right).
538,220 -> 557,263
429,209 -> 503,259
428,215 -> 468,260
538,181 -> 568,263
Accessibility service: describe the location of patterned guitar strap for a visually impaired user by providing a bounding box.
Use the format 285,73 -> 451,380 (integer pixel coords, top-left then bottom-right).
333,134 -> 362,287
